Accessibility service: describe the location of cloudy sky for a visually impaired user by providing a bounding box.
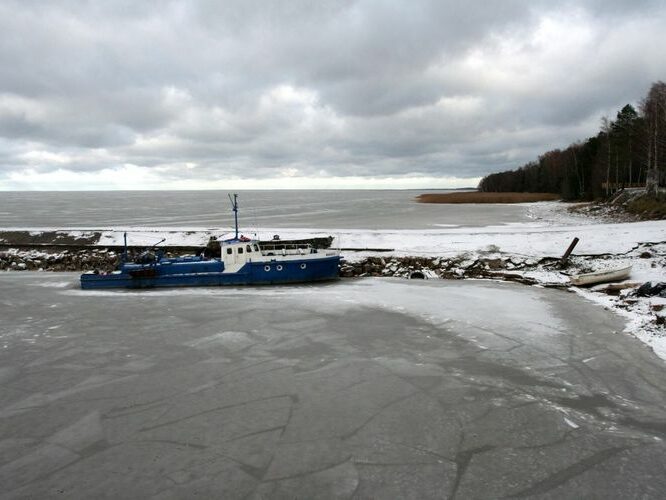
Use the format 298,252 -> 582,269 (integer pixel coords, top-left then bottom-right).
1,0 -> 665,190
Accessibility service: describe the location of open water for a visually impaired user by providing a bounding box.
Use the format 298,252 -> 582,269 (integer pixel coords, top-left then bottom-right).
0,190 -> 534,229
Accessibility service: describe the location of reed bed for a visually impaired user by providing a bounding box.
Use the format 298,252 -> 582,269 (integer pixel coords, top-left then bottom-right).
417,192 -> 560,204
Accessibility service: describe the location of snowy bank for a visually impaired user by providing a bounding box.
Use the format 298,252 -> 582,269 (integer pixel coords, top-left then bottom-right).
2,217 -> 664,258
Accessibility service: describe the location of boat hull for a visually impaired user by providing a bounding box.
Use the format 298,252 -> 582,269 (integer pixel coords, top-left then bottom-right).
570,265 -> 632,286
80,256 -> 341,289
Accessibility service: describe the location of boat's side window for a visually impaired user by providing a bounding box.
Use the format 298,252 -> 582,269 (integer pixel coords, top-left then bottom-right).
226,248 -> 233,255
246,245 -> 252,253
238,247 -> 243,254
253,244 -> 259,252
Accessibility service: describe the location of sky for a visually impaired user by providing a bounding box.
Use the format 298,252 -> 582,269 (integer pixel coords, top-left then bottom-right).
1,0 -> 665,190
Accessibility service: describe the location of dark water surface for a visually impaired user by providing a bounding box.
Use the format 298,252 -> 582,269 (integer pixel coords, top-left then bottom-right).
0,190 -> 533,229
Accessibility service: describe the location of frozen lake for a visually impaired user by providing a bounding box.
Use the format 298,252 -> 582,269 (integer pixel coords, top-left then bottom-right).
0,190 -> 536,229
2,274 -> 666,498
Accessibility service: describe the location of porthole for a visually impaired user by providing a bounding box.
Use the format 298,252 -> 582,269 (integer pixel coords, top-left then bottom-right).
276,265 -> 283,271
300,263 -> 307,270
264,265 -> 270,272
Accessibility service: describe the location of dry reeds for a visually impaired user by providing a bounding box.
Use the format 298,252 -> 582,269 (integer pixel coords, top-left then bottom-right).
416,192 -> 560,204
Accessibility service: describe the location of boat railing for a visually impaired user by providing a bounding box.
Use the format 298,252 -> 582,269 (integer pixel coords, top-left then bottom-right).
260,243 -> 317,256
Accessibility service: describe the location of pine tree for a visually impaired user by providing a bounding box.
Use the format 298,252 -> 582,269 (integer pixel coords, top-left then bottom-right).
612,104 -> 639,187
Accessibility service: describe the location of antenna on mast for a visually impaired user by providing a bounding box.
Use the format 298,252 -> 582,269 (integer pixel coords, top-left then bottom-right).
228,193 -> 239,239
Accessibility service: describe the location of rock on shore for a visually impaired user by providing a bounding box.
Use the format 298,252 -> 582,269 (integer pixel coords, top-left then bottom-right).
340,254 -> 544,285
0,248 -> 120,272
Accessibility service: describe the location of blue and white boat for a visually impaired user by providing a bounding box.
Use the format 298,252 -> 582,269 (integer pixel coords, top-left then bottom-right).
80,195 -> 342,289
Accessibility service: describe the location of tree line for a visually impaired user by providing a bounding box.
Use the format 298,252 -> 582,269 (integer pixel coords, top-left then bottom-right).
478,81 -> 666,200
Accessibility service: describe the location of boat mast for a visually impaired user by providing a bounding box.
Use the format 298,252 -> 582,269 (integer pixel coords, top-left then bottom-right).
229,193 -> 239,239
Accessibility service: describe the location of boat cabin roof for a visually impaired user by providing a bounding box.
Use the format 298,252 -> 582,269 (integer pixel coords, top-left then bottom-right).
220,236 -> 257,246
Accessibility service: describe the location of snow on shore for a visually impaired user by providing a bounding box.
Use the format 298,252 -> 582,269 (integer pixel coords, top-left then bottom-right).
330,219 -> 665,258
4,218 -> 663,258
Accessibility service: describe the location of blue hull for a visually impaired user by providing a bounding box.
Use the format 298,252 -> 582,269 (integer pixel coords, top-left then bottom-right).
80,256 -> 341,289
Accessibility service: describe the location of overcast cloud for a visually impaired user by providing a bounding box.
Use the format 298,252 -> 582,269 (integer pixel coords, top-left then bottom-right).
1,0 -> 665,189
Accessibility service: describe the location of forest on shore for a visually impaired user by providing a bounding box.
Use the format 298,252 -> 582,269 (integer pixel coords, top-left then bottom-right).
478,82 -> 666,200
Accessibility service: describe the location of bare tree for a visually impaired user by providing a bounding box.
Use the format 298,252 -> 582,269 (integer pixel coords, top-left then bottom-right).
570,143 -> 584,195
601,117 -> 613,196
641,81 -> 666,195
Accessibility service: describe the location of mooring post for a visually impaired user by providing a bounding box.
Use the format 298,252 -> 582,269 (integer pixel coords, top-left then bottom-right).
560,237 -> 579,265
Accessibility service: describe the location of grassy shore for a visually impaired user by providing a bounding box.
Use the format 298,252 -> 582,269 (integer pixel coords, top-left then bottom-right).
416,192 -> 561,204
626,195 -> 666,219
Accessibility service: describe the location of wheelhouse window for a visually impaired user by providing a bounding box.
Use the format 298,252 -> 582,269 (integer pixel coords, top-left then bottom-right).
226,248 -> 233,255
238,247 -> 243,254
253,244 -> 259,252
246,245 -> 252,253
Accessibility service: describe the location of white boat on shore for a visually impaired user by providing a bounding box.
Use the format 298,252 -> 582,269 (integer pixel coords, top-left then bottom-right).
570,265 -> 632,286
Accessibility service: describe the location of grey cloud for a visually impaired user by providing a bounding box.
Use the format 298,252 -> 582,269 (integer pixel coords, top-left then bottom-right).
0,0 -> 665,187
